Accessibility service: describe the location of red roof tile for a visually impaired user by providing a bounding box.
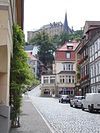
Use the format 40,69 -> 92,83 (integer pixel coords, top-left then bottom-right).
57,42 -> 79,51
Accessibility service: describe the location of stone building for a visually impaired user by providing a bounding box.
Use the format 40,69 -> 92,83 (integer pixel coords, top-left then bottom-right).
27,12 -> 73,42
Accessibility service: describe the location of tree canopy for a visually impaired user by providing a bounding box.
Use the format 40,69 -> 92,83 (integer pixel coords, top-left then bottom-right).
30,32 -> 55,67
52,30 -> 83,47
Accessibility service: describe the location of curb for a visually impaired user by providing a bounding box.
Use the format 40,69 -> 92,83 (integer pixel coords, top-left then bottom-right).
29,96 -> 55,133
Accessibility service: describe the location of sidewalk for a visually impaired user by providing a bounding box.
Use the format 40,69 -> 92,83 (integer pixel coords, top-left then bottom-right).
10,96 -> 52,133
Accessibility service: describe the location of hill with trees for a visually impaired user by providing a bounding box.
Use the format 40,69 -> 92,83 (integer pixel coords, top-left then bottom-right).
30,30 -> 83,70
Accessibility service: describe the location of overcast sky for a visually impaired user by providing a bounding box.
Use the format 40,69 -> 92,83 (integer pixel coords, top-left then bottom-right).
24,0 -> 100,40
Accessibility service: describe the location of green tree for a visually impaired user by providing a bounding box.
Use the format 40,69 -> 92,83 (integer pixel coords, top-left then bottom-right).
10,25 -> 35,127
51,32 -> 70,47
30,29 -> 83,69
51,30 -> 83,48
30,32 -> 55,67
69,30 -> 83,41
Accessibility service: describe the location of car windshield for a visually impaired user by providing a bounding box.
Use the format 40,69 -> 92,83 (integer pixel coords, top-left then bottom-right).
75,96 -> 84,100
62,95 -> 69,98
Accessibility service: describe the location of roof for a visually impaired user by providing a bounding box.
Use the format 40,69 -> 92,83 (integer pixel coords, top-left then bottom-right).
84,21 -> 100,34
41,22 -> 63,29
16,0 -> 24,30
55,41 -> 78,61
24,45 -> 33,51
64,12 -> 73,34
41,74 -> 56,76
57,42 -> 79,51
58,71 -> 76,74
27,53 -> 38,61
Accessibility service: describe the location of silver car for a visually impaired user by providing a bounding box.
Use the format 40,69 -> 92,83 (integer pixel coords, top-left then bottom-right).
70,96 -> 85,108
59,95 -> 70,103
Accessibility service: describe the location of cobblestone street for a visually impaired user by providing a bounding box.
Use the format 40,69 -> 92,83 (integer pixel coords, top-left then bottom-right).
28,88 -> 100,133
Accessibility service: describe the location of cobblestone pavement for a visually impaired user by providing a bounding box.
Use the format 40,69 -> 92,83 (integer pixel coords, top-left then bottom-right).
28,88 -> 100,133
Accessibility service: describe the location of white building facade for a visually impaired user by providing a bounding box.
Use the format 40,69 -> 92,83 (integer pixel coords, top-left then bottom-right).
41,42 -> 79,97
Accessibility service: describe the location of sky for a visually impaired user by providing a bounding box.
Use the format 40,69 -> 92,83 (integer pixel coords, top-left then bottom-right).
24,0 -> 100,41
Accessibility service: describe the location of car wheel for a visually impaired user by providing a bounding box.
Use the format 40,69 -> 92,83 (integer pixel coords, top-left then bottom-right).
61,99 -> 63,103
75,104 -> 77,108
82,104 -> 84,111
70,103 -> 73,107
88,105 -> 93,113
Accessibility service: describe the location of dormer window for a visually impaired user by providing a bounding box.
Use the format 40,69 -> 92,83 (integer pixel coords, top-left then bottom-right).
66,52 -> 71,59
67,46 -> 73,49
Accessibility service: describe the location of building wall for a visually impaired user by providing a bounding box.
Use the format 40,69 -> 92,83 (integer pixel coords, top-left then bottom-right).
0,0 -> 24,132
77,22 -> 100,96
0,5 -> 13,106
41,60 -> 76,96
0,1 -> 15,132
41,75 -> 56,96
55,61 -> 76,74
89,33 -> 100,93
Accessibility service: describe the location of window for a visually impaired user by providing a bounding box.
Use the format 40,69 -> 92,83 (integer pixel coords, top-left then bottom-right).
63,64 -> 65,71
72,76 -> 75,83
83,50 -> 86,57
90,46 -> 92,57
98,38 -> 100,50
99,61 -> 100,74
60,75 -> 75,84
67,46 -> 73,49
63,63 -> 73,71
43,77 -> 49,84
69,76 -> 71,83
60,76 -> 65,83
95,41 -> 98,52
68,64 -> 70,70
50,76 -> 55,83
66,52 -> 71,59
90,64 -> 95,78
63,78 -> 65,83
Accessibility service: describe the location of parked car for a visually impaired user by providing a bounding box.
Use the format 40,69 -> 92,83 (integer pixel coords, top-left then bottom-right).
81,93 -> 100,112
59,95 -> 70,103
70,96 -> 85,108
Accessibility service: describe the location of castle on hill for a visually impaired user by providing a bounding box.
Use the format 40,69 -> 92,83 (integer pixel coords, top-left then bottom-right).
27,12 -> 74,42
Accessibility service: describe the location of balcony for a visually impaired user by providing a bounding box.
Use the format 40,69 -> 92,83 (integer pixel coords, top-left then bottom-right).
84,55 -> 88,60
78,58 -> 84,64
78,55 -> 88,65
80,74 -> 89,82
